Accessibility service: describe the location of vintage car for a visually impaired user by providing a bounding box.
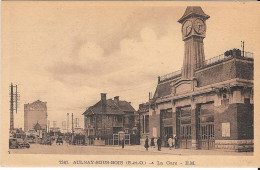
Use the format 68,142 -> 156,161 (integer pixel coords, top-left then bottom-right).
9,138 -> 30,149
17,138 -> 30,148
45,137 -> 52,145
9,138 -> 18,149
56,137 -> 63,145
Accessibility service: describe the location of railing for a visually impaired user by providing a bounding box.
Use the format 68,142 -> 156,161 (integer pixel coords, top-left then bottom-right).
160,69 -> 182,82
198,51 -> 254,68
197,54 -> 229,68
159,51 -> 254,83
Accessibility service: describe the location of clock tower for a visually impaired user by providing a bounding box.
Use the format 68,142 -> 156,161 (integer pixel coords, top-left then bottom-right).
178,6 -> 210,79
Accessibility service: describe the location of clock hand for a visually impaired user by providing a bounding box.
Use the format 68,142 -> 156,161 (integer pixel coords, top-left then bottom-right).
185,25 -> 191,35
198,23 -> 202,32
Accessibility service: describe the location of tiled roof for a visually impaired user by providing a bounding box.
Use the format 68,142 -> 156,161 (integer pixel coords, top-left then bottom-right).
83,99 -> 135,115
178,6 -> 210,23
154,80 -> 174,99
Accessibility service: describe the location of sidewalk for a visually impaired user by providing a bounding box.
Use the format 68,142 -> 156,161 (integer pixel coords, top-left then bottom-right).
80,145 -> 253,156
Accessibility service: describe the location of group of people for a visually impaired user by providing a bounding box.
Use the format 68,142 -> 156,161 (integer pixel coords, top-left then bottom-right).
144,135 -> 178,151
167,135 -> 178,150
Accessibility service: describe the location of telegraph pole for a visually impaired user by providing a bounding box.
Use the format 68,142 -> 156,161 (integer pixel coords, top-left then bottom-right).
47,120 -> 50,133
15,85 -> 18,113
71,113 -> 74,145
9,83 -> 19,131
67,113 -> 70,133
72,113 -> 74,134
10,83 -> 14,130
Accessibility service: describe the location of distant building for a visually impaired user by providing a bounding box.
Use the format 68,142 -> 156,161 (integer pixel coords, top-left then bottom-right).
82,93 -> 136,145
49,127 -> 61,137
24,100 -> 47,132
74,127 -> 84,134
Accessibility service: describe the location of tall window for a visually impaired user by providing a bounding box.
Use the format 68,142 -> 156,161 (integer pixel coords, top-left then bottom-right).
125,117 -> 129,124
145,115 -> 149,133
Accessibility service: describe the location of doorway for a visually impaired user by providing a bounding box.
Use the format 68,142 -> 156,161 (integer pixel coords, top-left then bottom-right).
197,102 -> 215,150
177,106 -> 192,149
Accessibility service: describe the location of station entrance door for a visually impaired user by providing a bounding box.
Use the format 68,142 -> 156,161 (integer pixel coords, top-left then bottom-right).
197,102 -> 215,150
177,106 -> 192,149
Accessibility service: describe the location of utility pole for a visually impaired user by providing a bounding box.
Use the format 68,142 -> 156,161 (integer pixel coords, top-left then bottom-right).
67,113 -> 70,133
72,113 -> 74,134
10,83 -> 14,131
71,113 -> 74,145
9,83 -> 19,131
47,120 -> 50,133
241,41 -> 245,57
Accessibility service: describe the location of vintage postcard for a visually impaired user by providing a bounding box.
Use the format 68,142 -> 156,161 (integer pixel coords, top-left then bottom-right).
1,1 -> 259,167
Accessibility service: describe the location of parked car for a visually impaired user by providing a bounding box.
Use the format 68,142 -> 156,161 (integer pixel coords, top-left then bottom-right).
9,138 -> 18,149
9,138 -> 30,149
18,142 -> 30,148
56,137 -> 63,145
46,137 -> 52,145
17,138 -> 30,148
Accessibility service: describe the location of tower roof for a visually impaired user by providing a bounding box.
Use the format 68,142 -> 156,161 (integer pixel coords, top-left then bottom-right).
178,6 -> 210,23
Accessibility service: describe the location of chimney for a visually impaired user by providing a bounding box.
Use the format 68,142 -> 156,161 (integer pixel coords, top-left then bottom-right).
101,93 -> 107,113
114,96 -> 119,105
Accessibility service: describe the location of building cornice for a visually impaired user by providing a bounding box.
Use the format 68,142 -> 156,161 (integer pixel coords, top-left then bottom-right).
155,78 -> 253,104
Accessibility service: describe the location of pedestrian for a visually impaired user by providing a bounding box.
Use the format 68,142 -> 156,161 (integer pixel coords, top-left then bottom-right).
168,136 -> 173,150
144,136 -> 149,151
174,135 -> 178,149
150,138 -> 155,148
157,137 -> 162,151
122,138 -> 125,149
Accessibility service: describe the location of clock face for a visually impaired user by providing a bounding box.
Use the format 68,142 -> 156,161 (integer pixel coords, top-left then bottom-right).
182,20 -> 192,37
194,19 -> 206,34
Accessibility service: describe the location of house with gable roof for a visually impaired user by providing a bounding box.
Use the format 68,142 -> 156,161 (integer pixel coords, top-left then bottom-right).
82,93 -> 136,145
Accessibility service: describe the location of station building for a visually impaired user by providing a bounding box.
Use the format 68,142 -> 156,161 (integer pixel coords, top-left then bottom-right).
141,6 -> 254,151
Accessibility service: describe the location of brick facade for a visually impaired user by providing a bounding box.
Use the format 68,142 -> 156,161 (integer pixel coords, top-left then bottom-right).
147,57 -> 254,151
140,6 -> 254,152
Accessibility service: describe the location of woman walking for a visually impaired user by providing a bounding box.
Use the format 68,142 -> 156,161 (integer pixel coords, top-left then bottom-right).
168,136 -> 173,150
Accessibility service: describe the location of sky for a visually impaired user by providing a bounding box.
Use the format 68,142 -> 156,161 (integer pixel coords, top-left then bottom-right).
2,2 -> 259,130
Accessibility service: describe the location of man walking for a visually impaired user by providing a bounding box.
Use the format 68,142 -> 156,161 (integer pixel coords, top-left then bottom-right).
174,135 -> 178,149
157,137 -> 162,151
144,136 -> 149,151
122,137 -> 125,149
